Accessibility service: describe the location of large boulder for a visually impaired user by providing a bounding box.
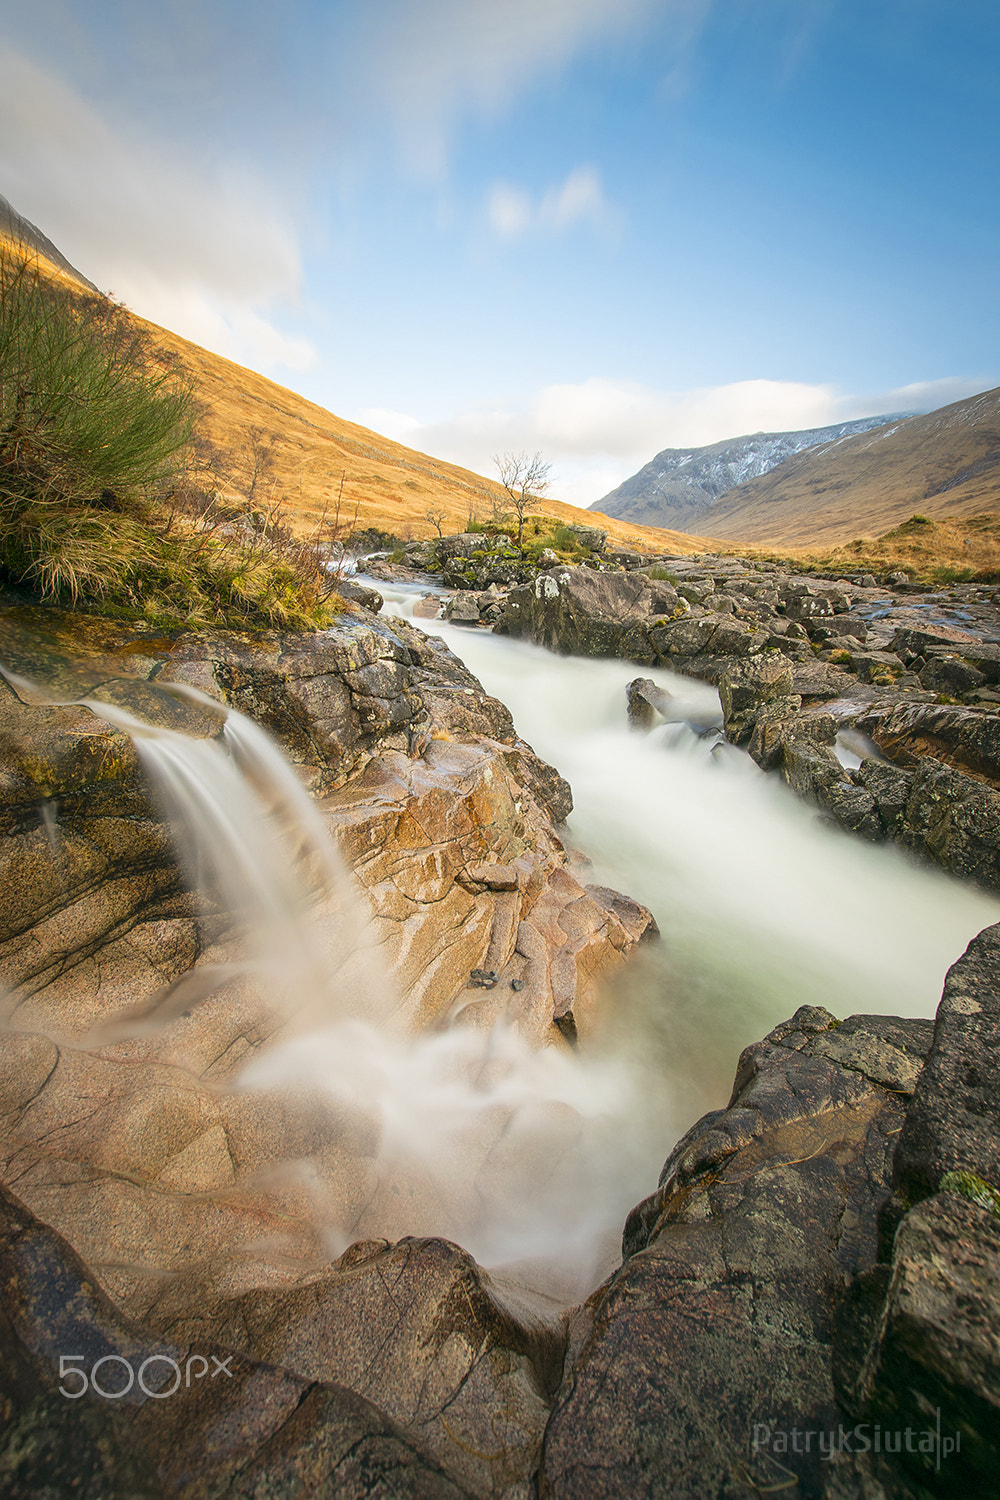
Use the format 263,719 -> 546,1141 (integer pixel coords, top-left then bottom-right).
539,1006 -> 931,1497
0,1181 -> 468,1499
498,568 -> 683,662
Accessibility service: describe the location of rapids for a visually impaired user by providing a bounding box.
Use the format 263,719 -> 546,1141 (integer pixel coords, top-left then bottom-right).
371,577 -> 1000,1120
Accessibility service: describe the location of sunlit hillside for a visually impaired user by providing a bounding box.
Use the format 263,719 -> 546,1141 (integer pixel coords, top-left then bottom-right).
0,225 -> 706,558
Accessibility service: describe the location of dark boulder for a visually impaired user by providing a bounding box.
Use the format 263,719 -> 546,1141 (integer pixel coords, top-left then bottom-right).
540,1006 -> 928,1498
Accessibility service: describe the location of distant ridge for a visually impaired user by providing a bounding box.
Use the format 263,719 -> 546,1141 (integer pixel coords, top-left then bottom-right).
671,386 -> 1000,547
0,192 -> 98,291
592,413 -> 913,532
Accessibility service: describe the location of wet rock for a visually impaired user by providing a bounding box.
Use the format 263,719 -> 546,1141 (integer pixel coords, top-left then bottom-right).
625,677 -> 673,729
855,756 -> 915,837
0,1182 -> 468,1499
148,1235 -> 565,1499
849,1193 -> 1000,1495
781,742 -> 883,841
848,699 -> 1000,787
540,1007 -> 920,1499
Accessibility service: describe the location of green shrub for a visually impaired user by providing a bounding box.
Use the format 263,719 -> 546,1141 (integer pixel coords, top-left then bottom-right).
0,250 -> 193,599
0,249 -> 333,629
646,565 -> 679,584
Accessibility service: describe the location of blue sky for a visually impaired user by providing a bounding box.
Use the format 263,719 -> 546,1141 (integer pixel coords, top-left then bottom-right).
1,0 -> 997,504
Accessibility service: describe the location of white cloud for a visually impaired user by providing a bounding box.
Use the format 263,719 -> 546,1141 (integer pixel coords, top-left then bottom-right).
357,374 -> 977,509
0,47 -> 315,375
488,167 -> 614,238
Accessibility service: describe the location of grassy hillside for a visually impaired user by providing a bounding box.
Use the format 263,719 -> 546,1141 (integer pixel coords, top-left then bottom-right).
0,227 -> 702,559
684,389 -> 1000,548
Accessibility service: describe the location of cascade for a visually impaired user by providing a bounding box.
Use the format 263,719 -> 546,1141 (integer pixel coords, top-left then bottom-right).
370,576 -> 1000,1116
80,685 -> 677,1299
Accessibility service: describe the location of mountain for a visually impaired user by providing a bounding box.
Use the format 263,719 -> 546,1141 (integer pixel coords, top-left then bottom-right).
677,386 -> 1000,547
592,414 -> 913,531
0,202 -> 700,554
0,192 -> 98,291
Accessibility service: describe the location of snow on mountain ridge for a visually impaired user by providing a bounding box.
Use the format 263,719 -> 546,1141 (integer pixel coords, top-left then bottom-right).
592,412 -> 915,531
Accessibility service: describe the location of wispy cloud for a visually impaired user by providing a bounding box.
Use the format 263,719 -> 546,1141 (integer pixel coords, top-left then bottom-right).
353,0 -> 661,175
0,47 -> 314,372
359,373 -> 985,509
488,167 -> 614,238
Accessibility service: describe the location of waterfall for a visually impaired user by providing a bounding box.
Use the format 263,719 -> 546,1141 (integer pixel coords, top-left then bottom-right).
82,684 -> 674,1300
86,692 -> 392,1033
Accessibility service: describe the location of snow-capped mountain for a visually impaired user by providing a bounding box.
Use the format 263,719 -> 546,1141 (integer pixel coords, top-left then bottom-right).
592,414 -> 914,531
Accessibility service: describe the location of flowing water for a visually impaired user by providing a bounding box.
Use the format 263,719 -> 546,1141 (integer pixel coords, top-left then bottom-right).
371,578 -> 1000,1119
9,596 -> 999,1302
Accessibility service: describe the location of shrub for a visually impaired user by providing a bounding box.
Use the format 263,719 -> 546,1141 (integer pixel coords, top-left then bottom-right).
0,249 -> 334,630
0,250 -> 193,599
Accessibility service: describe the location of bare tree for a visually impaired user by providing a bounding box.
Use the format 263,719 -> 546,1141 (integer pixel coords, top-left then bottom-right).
425,507 -> 448,537
491,451 -> 552,545
243,425 -> 278,505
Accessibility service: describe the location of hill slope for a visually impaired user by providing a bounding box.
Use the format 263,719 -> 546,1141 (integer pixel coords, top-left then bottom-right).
0,208 -> 702,557
592,414 -> 910,531
683,387 -> 1000,547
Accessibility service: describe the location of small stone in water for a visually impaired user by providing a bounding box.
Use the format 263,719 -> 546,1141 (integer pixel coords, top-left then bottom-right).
511,979 -> 526,991
468,968 -> 499,989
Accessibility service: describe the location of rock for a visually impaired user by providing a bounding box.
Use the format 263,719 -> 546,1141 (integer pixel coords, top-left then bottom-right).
891,921 -> 1000,1211
919,652 -> 987,695
857,701 -> 1000,785
849,1193 -> 1000,1494
848,649 -> 904,685
780,742 -> 884,841
747,702 -> 838,771
0,1182 -> 469,1499
540,1006 -> 921,1498
497,567 -> 683,663
563,525 -> 606,553
648,612 -> 759,663
143,1235 -> 565,1499
443,594 -> 482,625
718,653 -> 794,719
855,757 -> 915,837
336,578 -> 384,613
625,678 -> 673,729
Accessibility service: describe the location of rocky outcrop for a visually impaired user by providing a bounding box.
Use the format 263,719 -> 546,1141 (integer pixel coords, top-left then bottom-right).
835,924 -> 1000,1495
540,1005 -> 930,1497
0,1182 -> 470,1499
3,917 -> 999,1496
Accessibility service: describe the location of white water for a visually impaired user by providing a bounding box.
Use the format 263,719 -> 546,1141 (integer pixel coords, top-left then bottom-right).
79,686 -> 676,1298
17,597 -> 999,1301
372,578 -> 1000,1118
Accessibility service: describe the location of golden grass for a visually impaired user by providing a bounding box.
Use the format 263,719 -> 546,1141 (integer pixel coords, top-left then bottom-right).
779,512 -> 1000,584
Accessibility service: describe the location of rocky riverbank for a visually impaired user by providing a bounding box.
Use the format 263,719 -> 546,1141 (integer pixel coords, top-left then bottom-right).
1,929 -> 997,1497
369,536 -> 1000,895
1,581 -> 998,1497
